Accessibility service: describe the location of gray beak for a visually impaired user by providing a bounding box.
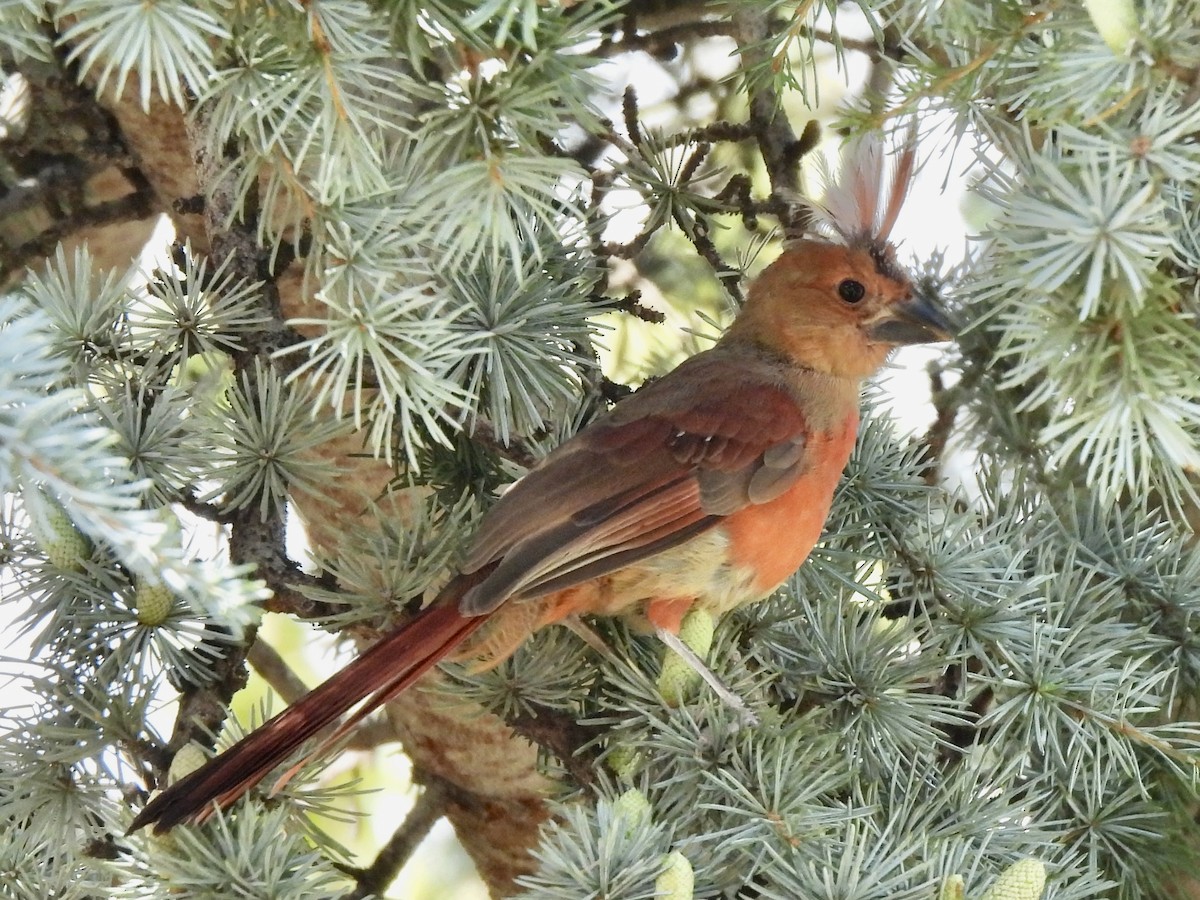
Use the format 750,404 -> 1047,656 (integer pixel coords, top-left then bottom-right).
866,291 -> 955,345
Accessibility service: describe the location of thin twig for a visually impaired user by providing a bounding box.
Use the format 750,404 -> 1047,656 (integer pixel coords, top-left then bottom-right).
591,18 -> 885,61
178,492 -> 234,524
921,362 -> 959,485
602,226 -> 657,260
713,173 -> 758,230
732,7 -> 806,232
613,289 -> 667,324
677,211 -> 743,303
470,417 -> 540,469
659,121 -> 757,149
600,377 -> 633,406
247,639 -> 311,705
622,86 -> 643,146
594,18 -> 735,58
810,27 -> 887,58
343,718 -> 400,751
340,780 -> 449,900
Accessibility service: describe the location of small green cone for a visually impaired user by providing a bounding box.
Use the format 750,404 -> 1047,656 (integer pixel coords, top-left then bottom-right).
135,577 -> 174,626
607,744 -> 642,781
26,489 -> 89,570
939,874 -> 965,900
1083,0 -> 1139,53
612,788 -> 652,833
655,851 -> 694,900
657,609 -> 715,707
980,859 -> 1047,900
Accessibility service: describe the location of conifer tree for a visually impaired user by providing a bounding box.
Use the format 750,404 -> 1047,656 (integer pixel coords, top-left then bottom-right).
2,1 -> 1199,897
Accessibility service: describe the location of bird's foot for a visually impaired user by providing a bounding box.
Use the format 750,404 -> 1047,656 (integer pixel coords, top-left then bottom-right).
655,626 -> 759,728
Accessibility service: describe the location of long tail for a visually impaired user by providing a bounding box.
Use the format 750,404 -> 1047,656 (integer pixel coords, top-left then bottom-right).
128,584 -> 487,834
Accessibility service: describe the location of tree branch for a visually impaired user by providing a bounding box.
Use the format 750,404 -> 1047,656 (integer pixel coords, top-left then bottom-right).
510,704 -> 606,793
0,184 -> 157,281
340,779 -> 449,900
246,638 -> 312,705
595,18 -> 735,58
732,8 -> 810,235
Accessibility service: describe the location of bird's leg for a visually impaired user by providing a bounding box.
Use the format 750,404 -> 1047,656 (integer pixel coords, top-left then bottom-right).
566,615 -> 759,728
561,616 -> 624,665
454,602 -> 542,672
654,626 -> 759,728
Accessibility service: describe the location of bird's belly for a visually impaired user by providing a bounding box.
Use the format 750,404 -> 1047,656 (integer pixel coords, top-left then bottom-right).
617,528 -> 759,617
529,529 -> 748,628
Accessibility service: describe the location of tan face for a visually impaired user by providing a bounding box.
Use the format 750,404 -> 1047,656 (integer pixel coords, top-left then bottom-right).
727,240 -> 916,378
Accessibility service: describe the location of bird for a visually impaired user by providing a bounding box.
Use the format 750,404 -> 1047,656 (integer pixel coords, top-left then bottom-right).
128,134 -> 953,834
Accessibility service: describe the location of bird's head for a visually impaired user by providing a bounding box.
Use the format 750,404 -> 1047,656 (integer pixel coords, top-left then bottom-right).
723,134 -> 954,379
727,239 -> 952,378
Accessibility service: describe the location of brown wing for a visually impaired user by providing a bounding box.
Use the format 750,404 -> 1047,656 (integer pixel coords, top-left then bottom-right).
457,348 -> 812,614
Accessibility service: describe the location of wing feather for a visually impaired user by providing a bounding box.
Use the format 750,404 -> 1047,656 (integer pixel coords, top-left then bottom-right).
465,474 -> 701,607
459,348 -> 815,615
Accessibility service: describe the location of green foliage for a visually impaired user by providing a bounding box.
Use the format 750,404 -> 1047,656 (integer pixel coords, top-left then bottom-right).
517,789 -> 674,900
446,228 -> 600,445
201,359 -> 353,519
441,625 -> 599,720
55,0 -> 230,110
919,0 -> 1200,516
301,491 -> 477,631
135,241 -> 270,361
0,280 -> 265,626
0,0 -> 53,61
119,805 -> 354,897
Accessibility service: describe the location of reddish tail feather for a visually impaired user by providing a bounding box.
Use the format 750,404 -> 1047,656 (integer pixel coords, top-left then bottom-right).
128,586 -> 487,834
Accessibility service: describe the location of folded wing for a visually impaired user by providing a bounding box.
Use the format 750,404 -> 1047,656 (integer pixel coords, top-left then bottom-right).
459,349 -> 814,614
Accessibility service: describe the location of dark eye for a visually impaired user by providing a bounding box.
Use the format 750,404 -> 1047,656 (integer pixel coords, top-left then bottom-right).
838,279 -> 866,304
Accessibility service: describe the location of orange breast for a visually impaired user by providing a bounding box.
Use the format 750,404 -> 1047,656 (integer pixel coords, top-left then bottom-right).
721,414 -> 859,595
528,412 -> 860,638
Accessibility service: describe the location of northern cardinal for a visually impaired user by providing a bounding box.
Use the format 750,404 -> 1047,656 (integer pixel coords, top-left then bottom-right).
130,136 -> 952,833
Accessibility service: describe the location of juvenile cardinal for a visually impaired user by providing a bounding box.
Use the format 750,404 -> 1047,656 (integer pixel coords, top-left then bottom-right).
130,136 -> 952,833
